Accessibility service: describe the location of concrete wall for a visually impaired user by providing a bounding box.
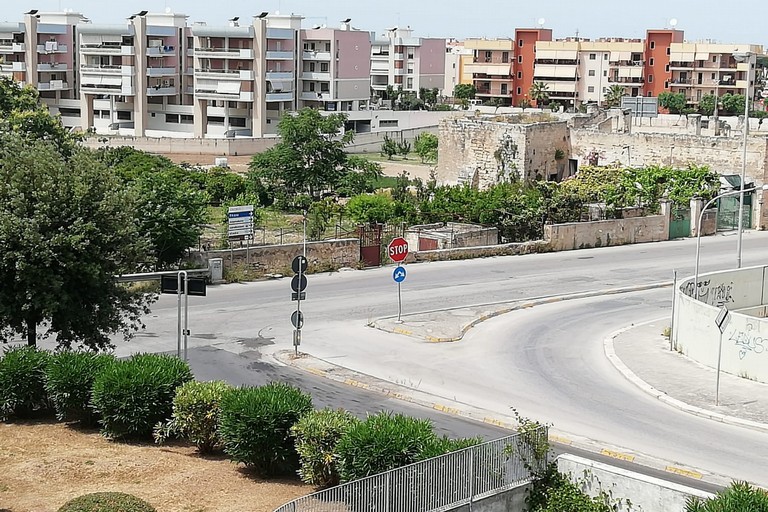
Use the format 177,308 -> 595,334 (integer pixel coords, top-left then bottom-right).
411,241 -> 549,262
193,239 -> 360,273
557,454 -> 712,512
83,136 -> 277,156
451,484 -> 528,512
544,214 -> 668,251
674,266 -> 768,384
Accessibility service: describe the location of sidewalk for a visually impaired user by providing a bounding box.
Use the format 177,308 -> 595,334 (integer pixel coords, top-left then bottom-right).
609,319 -> 768,432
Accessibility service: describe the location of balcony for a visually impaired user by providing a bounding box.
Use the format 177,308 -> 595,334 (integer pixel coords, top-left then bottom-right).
146,45 -> 176,56
194,87 -> 254,101
38,80 -> 70,91
302,51 -> 331,61
80,64 -> 124,74
265,92 -> 294,102
608,77 -> 644,84
147,67 -> 177,77
80,45 -> 134,56
37,63 -> 69,72
0,42 -> 25,53
194,47 -> 254,59
0,62 -> 26,72
300,91 -> 331,101
266,51 -> 294,60
301,71 -> 330,81
266,28 -> 294,39
195,68 -> 253,80
266,71 -> 294,81
147,86 -> 177,96
37,43 -> 68,54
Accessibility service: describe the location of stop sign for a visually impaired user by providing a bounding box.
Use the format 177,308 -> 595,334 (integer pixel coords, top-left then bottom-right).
388,237 -> 409,263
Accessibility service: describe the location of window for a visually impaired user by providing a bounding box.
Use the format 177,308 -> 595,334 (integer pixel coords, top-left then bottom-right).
517,55 -> 522,63
165,114 -> 179,124
664,81 -> 669,89
711,73 -> 715,79
518,39 -> 523,47
180,114 -> 193,124
588,86 -> 595,92
588,69 -> 595,76
712,55 -> 717,63
320,62 -> 329,72
485,51 -> 492,62
649,58 -> 654,65
320,83 -> 329,92
501,83 -> 508,94
666,47 -> 670,55
116,111 -> 131,120
309,82 -> 315,92
604,53 -> 608,60
665,64 -> 669,72
230,117 -> 246,127
502,51 -> 509,63
517,71 -> 522,79
407,77 -> 413,88
308,62 -> 315,72
380,119 -> 398,127
516,86 -> 521,94
648,75 -> 653,83
650,41 -> 655,49
589,53 -> 596,60
325,42 -> 331,52
603,70 -> 607,76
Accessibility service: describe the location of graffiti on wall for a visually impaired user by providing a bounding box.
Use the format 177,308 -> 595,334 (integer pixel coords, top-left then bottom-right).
728,323 -> 766,359
681,279 -> 735,306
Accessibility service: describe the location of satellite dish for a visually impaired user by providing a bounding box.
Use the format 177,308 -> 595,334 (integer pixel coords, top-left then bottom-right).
537,17 -> 546,27
669,18 -> 678,27
165,7 -> 172,13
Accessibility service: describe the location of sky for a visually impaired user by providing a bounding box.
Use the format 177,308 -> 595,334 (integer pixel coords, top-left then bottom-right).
1,0 -> 766,47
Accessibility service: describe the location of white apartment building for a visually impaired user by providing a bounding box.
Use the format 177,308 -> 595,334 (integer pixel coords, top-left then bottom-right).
370,26 -> 445,97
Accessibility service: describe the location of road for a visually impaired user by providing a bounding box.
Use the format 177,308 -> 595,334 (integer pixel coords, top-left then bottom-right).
118,231 -> 768,488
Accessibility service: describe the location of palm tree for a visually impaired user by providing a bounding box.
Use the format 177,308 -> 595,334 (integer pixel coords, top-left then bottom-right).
528,82 -> 550,107
604,84 -> 626,108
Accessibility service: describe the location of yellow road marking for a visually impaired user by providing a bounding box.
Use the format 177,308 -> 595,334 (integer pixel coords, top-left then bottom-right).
601,449 -> 635,462
432,404 -> 461,415
666,466 -> 703,479
549,435 -> 573,446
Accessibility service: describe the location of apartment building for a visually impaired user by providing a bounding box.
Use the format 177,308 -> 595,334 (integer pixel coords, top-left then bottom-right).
443,39 -> 472,97
370,26 -> 445,97
512,28 -> 552,106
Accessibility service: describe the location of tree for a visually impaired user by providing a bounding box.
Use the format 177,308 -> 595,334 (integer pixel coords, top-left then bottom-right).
750,110 -> 768,130
397,139 -> 411,159
381,135 -> 399,160
698,94 -> 717,117
0,134 -> 153,349
453,84 -> 476,100
519,98 -> 531,111
413,132 -> 438,163
249,108 -> 379,200
658,91 -> 687,115
603,85 -> 626,108
720,93 -> 746,115
529,82 -> 550,107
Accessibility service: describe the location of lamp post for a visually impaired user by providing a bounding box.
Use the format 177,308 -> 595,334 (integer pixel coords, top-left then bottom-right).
694,184 -> 768,297
733,51 -> 753,268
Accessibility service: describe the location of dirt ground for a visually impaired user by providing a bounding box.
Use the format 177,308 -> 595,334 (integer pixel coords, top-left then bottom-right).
0,421 -> 313,512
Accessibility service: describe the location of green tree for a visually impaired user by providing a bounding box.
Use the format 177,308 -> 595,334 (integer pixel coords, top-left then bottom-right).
519,98 -> 532,111
0,76 -> 81,158
381,135 -> 399,160
751,110 -> 768,130
529,82 -> 550,106
603,85 -> 626,108
658,91 -> 687,115
698,94 -> 717,116
453,83 -> 476,100
397,139 -> 411,159
413,132 -> 438,163
249,108 -> 374,200
720,93 -> 746,114
0,134 -> 153,349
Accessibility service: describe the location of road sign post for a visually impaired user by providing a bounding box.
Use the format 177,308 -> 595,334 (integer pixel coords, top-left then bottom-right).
291,255 -> 308,355
388,238 -> 409,323
714,306 -> 731,406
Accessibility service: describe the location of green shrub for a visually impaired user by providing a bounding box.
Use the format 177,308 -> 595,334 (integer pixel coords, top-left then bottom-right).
154,380 -> 230,453
291,408 -> 360,487
419,435 -> 483,460
335,412 -> 438,482
0,346 -> 51,420
91,353 -> 193,439
45,351 -> 116,426
686,481 -> 768,511
219,382 -> 313,477
526,465 -> 612,512
57,491 -> 156,512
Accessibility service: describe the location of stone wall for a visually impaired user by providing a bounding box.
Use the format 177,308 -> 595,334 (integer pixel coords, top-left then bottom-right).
544,214 -> 668,251
83,136 -> 277,156
192,239 -> 360,273
411,241 -> 549,262
436,116 -> 570,188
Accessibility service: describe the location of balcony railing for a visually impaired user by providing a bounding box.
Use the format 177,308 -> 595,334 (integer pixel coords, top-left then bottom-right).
37,43 -> 68,54
0,42 -> 25,53
146,45 -> 176,56
147,86 -> 177,96
81,64 -> 123,74
300,91 -> 331,101
38,81 -> 70,91
195,68 -> 253,80
194,47 -> 254,59
266,50 -> 294,60
147,67 -> 177,77
0,62 -> 25,72
301,71 -> 331,81
80,45 -> 134,56
301,50 -> 331,61
266,71 -> 294,80
265,91 -> 294,101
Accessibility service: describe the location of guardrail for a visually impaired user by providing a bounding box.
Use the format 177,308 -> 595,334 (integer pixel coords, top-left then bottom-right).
116,268 -> 209,283
274,426 -> 548,512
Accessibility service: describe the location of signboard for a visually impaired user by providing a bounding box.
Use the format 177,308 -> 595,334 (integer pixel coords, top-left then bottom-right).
292,255 -> 308,274
291,310 -> 304,329
388,237 -> 409,263
227,205 -> 254,240
621,96 -> 659,118
291,274 -> 308,293
393,266 -> 406,283
715,307 -> 731,334
160,275 -> 207,297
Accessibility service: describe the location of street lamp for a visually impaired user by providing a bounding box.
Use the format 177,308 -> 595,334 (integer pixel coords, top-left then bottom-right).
693,184 -> 768,297
733,51 -> 753,268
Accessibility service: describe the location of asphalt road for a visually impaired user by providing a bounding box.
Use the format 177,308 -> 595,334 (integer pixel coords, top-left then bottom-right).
113,231 -> 768,490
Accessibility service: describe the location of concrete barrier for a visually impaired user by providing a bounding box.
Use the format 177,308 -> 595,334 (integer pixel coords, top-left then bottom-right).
557,454 -> 712,512
674,266 -> 768,384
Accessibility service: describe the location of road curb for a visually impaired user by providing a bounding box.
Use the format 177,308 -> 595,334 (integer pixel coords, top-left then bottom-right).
273,349 -> 732,488
372,281 -> 672,343
604,320 -> 768,435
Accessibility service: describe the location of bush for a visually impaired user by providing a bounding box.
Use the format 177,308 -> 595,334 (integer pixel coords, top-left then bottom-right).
0,346 -> 51,420
58,491 -> 156,512
686,481 -> 768,511
527,465 -> 612,512
291,408 -> 360,487
345,194 -> 396,224
91,353 -> 193,439
219,382 -> 313,477
419,435 -> 483,460
335,412 -> 438,482
45,351 -> 116,426
154,380 -> 230,453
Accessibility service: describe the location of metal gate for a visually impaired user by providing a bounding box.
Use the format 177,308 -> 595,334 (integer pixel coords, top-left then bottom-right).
357,223 -> 405,267
669,208 -> 691,239
717,195 -> 751,231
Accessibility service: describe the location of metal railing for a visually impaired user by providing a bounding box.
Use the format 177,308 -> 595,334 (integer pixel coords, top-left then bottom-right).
274,427 -> 548,512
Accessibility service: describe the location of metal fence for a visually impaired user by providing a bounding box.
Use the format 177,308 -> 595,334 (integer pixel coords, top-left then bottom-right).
274,427 -> 549,512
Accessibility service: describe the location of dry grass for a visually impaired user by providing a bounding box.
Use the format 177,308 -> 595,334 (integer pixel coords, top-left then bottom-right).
0,421 -> 314,512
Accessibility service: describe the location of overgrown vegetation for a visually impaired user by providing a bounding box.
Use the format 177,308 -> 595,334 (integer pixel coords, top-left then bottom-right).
686,481 -> 768,511
57,492 -> 157,512
0,345 -> 51,420
45,351 -> 116,426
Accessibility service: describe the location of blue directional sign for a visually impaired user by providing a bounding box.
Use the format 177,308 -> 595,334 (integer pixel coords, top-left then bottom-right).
393,266 -> 406,283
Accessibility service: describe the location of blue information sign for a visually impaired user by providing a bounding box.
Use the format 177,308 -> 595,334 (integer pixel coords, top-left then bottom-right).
393,266 -> 406,283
